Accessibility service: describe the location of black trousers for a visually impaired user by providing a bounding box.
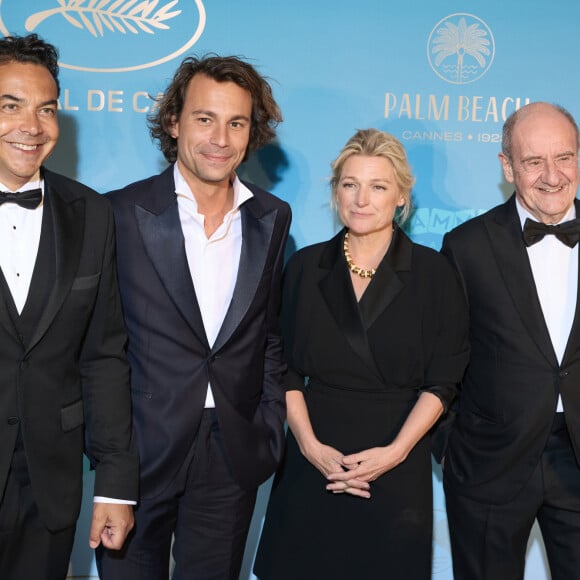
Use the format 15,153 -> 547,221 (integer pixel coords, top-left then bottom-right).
0,430 -> 75,580
445,414 -> 580,580
97,410 -> 257,580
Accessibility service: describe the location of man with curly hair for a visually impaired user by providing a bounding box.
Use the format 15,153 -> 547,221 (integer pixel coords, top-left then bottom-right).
97,55 -> 291,579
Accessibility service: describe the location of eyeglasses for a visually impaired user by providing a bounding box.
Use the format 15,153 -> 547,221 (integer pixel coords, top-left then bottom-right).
518,153 -> 578,174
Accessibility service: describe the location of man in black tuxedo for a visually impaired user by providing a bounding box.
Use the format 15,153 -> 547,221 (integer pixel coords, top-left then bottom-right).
0,35 -> 138,579
441,102 -> 580,579
97,55 -> 291,579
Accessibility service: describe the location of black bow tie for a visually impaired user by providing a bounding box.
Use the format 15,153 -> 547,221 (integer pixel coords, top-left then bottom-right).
523,217 -> 580,248
0,188 -> 43,209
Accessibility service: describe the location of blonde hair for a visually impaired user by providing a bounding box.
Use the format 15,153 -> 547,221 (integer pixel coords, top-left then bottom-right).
330,128 -> 414,223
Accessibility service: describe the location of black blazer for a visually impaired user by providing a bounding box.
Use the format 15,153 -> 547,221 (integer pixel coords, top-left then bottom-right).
108,166 -> 291,497
282,227 -> 469,409
441,195 -> 580,504
0,169 -> 138,532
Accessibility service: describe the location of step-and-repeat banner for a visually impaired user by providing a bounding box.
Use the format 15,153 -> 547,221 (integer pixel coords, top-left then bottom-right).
0,1 -> 574,578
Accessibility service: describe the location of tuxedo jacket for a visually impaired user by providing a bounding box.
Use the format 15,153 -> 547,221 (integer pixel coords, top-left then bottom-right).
108,165 -> 291,498
0,168 -> 138,532
441,195 -> 580,504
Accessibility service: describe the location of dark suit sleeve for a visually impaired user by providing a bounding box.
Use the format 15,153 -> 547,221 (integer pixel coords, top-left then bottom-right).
440,232 -> 468,304
279,250 -> 309,392
258,204 -> 292,463
422,249 -> 469,408
79,201 -> 138,501
431,232 -> 469,462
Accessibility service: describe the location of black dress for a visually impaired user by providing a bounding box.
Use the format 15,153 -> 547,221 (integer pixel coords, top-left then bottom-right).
254,228 -> 469,580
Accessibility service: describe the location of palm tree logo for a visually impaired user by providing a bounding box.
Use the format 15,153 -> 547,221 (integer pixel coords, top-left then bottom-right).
0,0 -> 206,73
427,13 -> 495,85
24,0 -> 183,38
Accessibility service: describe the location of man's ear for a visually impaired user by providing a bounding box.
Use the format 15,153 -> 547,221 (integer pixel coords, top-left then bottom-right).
169,115 -> 179,139
498,152 -> 515,183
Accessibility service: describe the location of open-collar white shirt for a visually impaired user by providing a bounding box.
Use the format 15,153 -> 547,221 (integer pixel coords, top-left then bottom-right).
175,164 -> 253,408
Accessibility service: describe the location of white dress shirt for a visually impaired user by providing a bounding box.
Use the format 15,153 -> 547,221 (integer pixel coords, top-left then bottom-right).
0,179 -> 43,313
175,164 -> 253,408
517,199 -> 578,412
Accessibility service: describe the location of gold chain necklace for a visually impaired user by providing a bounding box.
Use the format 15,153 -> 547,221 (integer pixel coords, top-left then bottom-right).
343,231 -> 376,278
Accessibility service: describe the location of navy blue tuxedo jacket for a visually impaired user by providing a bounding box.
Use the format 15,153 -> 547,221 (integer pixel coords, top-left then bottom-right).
108,166 -> 291,497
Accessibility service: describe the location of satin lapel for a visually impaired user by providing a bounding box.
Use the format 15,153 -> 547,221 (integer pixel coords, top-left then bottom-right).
485,198 -> 557,366
212,202 -> 276,352
318,231 -> 382,379
0,267 -> 18,337
358,228 -> 408,330
562,199 -> 580,364
26,184 -> 84,353
135,200 -> 208,347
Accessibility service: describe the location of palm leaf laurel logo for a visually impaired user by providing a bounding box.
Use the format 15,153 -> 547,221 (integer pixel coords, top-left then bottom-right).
428,14 -> 495,85
25,0 -> 182,38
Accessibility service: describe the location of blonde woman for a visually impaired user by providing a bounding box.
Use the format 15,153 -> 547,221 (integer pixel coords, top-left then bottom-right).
254,129 -> 469,580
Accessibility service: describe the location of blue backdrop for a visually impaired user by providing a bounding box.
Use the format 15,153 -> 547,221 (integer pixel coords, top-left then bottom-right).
1,0 -> 574,577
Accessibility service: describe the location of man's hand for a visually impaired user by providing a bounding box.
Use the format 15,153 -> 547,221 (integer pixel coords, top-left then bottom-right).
89,503 -> 134,550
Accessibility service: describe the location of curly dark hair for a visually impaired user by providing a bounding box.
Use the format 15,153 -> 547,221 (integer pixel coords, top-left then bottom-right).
0,34 -> 60,96
149,54 -> 282,163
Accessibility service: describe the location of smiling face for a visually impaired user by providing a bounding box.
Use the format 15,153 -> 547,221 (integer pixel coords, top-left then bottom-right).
500,103 -> 579,224
169,73 -> 252,193
335,154 -> 405,237
0,61 -> 58,191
